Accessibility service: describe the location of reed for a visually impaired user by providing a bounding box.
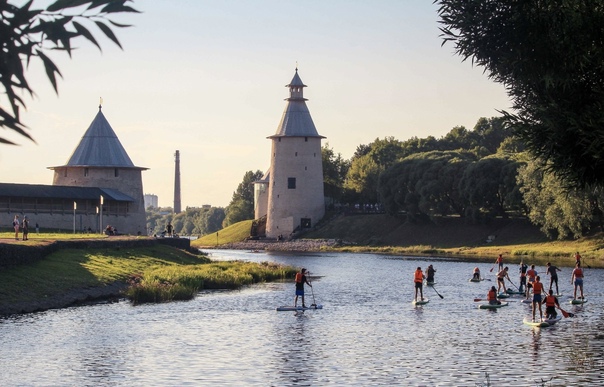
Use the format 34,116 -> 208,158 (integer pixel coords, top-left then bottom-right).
124,261 -> 297,304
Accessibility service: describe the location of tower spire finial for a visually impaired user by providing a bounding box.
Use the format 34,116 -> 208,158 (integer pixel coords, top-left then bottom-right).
295,61 -> 298,72
99,97 -> 103,110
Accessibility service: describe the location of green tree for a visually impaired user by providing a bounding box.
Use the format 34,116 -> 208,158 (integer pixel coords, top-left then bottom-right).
194,207 -> 225,235
322,143 -> 349,204
1,0 -> 138,144
344,154 -> 380,203
223,170 -> 263,227
518,159 -> 604,239
437,1 -> 604,189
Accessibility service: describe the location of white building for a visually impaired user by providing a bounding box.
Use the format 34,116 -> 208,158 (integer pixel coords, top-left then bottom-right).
144,194 -> 158,209
255,68 -> 325,238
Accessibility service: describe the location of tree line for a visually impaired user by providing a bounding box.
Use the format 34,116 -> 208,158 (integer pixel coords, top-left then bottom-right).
150,115 -> 604,240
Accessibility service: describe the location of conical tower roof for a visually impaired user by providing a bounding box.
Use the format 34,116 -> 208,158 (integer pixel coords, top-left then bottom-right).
51,106 -> 145,169
269,69 -> 324,139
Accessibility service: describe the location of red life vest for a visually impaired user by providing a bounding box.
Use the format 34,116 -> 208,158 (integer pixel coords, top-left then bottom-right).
574,268 -> 584,278
295,272 -> 303,283
527,269 -> 537,283
545,295 -> 556,307
533,281 -> 544,295
487,289 -> 497,301
414,270 -> 424,283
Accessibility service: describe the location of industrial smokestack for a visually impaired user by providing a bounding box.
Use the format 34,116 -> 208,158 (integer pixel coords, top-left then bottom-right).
174,150 -> 182,213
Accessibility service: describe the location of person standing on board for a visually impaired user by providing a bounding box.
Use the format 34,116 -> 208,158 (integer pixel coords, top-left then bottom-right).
294,268 -> 312,308
571,262 -> 584,300
518,261 -> 528,293
495,254 -> 504,271
542,289 -> 560,320
414,266 -> 426,302
472,267 -> 481,280
12,215 -> 20,241
545,262 -> 561,295
425,264 -> 436,284
496,267 -> 511,293
574,252 -> 582,266
531,275 -> 545,322
488,286 -> 501,305
525,264 -> 537,300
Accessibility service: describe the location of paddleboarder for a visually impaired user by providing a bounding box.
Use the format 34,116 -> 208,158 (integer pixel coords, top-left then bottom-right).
294,268 -> 312,308
525,264 -> 537,300
542,289 -> 560,320
518,261 -> 528,293
571,262 -> 584,301
495,254 -> 504,271
496,267 -> 511,293
425,264 -> 436,284
472,267 -> 481,281
488,286 -> 501,305
414,266 -> 426,302
574,252 -> 582,266
531,275 -> 545,322
545,262 -> 561,295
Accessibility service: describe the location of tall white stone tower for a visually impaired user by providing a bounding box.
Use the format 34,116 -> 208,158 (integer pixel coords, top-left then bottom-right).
264,68 -> 325,238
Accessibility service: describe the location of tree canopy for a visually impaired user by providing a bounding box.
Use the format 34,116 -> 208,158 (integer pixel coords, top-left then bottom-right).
1,0 -> 138,144
437,0 -> 604,189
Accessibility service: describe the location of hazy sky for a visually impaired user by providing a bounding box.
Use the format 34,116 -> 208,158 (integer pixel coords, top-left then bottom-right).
1,1 -> 510,208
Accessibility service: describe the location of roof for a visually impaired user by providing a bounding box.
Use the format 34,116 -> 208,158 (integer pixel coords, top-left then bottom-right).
51,107 -> 145,169
253,170 -> 270,184
269,70 -> 325,139
0,183 -> 135,202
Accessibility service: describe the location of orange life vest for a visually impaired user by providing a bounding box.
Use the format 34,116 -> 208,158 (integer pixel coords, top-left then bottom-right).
527,269 -> 537,283
533,281 -> 544,295
414,270 -> 424,283
487,289 -> 497,301
573,268 -> 584,278
295,272 -> 303,283
545,295 -> 556,307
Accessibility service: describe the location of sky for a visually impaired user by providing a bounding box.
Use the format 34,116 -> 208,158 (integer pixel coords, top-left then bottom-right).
1,1 -> 511,209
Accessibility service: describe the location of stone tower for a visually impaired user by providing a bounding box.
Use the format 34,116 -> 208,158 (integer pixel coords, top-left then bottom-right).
174,150 -> 182,213
49,104 -> 148,234
263,68 -> 325,238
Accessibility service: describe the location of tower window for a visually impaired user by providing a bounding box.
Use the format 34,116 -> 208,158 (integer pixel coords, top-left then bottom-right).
305,137 -> 308,142
84,168 -> 89,177
64,169 -> 67,177
114,168 -> 119,177
305,166 -> 307,170
295,152 -> 298,157
288,177 -> 296,189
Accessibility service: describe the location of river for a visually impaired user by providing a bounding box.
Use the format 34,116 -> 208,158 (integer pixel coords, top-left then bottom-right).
0,250 -> 602,386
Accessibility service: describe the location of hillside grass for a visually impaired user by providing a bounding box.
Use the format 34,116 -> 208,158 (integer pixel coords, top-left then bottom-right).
192,219 -> 254,247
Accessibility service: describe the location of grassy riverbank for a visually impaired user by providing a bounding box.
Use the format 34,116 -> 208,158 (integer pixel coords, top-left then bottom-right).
0,241 -> 296,314
194,214 -> 604,268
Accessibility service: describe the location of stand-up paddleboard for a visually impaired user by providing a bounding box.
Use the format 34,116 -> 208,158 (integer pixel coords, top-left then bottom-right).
468,278 -> 483,282
497,293 -> 510,299
570,298 -> 587,305
543,316 -> 562,325
523,318 -> 551,327
276,305 -> 323,311
426,282 -> 436,286
521,299 -> 532,304
478,302 -> 509,310
506,289 -> 524,295
412,299 -> 430,305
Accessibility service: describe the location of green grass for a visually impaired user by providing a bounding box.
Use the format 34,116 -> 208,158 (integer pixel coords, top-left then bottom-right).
0,245 -> 208,306
125,261 -> 297,304
192,219 -> 254,247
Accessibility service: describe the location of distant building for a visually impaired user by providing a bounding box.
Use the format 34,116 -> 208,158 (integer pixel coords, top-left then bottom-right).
0,104 -> 148,235
254,68 -> 325,238
144,194 -> 158,209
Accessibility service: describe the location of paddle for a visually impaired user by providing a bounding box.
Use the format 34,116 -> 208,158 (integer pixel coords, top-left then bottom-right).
431,284 -> 444,299
307,272 -> 317,307
489,265 -> 495,273
558,306 -> 574,318
508,278 -> 520,291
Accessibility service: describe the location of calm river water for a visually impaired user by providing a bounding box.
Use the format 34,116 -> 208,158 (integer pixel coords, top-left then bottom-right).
1,250 -> 603,386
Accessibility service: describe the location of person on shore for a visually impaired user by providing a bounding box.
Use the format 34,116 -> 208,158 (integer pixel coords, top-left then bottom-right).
542,289 -> 560,320
12,215 -> 20,240
472,267 -> 481,281
571,262 -> 584,300
525,264 -> 537,300
166,222 -> 173,237
519,261 -> 528,293
531,275 -> 545,322
414,266 -> 426,302
294,268 -> 312,308
496,267 -> 511,293
545,262 -> 561,295
574,252 -> 582,266
488,286 -> 501,305
425,264 -> 436,284
21,215 -> 29,241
